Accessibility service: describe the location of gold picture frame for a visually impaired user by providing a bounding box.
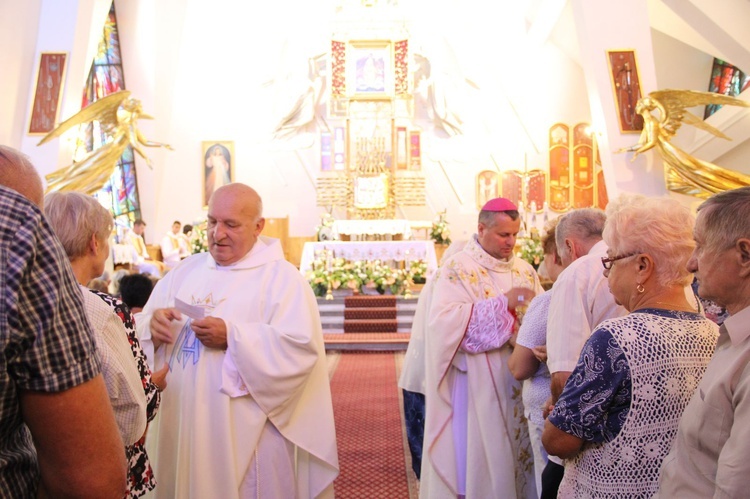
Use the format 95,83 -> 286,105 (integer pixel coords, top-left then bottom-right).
606,49 -> 645,133
347,40 -> 394,100
202,141 -> 235,206
354,173 -> 390,209
28,52 -> 68,135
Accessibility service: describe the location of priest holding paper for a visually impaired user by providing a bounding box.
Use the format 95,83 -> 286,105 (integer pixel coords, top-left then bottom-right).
138,183 -> 338,498
420,198 -> 542,499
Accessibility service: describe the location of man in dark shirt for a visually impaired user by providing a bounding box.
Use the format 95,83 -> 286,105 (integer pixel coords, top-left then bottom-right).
0,145 -> 126,498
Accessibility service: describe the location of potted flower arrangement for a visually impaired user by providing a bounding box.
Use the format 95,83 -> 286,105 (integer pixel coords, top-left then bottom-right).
430,210 -> 452,245
407,260 -> 429,284
305,266 -> 330,297
190,221 -> 208,254
357,260 -> 408,295
305,256 -> 427,297
316,213 -> 336,241
328,258 -> 362,294
518,228 -> 544,270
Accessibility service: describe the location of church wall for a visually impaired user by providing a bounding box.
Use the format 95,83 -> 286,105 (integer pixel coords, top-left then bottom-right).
6,0 -> 748,249
0,1 -> 41,147
113,0 -> 598,242
651,29 -> 750,180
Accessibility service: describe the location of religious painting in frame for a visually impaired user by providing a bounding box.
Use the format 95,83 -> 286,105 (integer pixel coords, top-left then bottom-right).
354,173 -> 389,209
202,141 -> 235,207
476,170 -> 499,209
28,52 -> 68,135
606,50 -> 644,133
347,40 -> 393,100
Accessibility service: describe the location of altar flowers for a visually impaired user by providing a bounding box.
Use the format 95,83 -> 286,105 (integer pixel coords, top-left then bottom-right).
305,256 -> 427,296
430,211 -> 452,245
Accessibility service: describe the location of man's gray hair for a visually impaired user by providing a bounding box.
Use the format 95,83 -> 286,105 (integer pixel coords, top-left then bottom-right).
44,191 -> 113,260
555,208 -> 606,257
478,209 -> 519,228
697,186 -> 750,250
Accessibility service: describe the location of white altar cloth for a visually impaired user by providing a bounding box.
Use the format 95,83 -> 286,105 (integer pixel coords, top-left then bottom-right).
299,241 -> 438,275
112,243 -> 137,265
333,219 -> 412,239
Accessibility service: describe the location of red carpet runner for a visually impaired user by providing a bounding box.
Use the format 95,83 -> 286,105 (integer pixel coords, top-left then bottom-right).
330,352 -> 412,498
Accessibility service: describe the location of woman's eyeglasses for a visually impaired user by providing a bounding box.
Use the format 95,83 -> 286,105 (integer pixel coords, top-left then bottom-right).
601,253 -> 638,270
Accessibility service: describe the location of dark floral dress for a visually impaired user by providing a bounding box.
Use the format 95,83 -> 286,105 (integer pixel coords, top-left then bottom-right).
89,290 -> 160,498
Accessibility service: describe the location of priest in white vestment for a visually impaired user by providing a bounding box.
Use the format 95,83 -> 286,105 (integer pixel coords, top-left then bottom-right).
125,219 -> 164,276
160,221 -> 190,270
420,198 -> 542,499
139,184 -> 338,499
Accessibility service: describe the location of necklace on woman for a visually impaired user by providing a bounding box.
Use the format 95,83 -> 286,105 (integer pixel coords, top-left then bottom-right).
650,301 -> 696,312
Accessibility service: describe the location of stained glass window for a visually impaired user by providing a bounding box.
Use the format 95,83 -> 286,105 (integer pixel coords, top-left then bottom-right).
705,58 -> 750,119
76,1 -> 141,235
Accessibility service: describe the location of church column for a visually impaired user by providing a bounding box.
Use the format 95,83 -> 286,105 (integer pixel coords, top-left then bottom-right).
570,0 -> 666,197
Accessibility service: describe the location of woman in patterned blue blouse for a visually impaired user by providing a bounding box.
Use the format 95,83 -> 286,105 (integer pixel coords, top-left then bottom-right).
541,194 -> 719,498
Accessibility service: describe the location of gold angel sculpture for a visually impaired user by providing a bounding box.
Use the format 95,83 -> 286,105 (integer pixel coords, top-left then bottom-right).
623,89 -> 750,199
38,90 -> 172,195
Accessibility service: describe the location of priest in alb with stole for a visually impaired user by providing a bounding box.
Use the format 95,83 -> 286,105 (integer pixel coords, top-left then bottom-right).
421,198 -> 542,499
138,184 -> 338,498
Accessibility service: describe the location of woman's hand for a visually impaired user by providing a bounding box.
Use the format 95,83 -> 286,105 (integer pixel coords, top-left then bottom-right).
532,345 -> 548,363
151,363 -> 169,392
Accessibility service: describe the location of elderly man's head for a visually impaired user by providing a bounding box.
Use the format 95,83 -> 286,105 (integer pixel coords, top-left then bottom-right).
207,183 -> 265,266
689,186 -> 750,313
0,146 -> 44,207
555,208 -> 606,267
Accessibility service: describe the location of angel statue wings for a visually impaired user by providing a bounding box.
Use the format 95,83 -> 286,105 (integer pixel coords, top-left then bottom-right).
623,89 -> 750,199
38,90 -> 172,195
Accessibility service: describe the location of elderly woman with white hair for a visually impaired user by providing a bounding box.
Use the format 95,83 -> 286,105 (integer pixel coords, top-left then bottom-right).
44,191 -> 164,498
541,194 -> 719,498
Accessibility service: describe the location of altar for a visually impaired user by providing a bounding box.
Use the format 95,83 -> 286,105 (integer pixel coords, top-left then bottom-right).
333,219 -> 412,241
112,243 -> 137,266
299,240 -> 438,274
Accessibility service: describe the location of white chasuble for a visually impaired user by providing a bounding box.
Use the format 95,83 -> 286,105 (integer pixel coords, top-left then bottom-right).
421,235 -> 542,499
139,237 -> 338,499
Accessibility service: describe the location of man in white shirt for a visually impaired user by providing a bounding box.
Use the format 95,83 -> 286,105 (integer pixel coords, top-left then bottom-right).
542,208 -> 627,495
546,208 -> 626,401
160,221 -> 190,271
659,186 -> 750,497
